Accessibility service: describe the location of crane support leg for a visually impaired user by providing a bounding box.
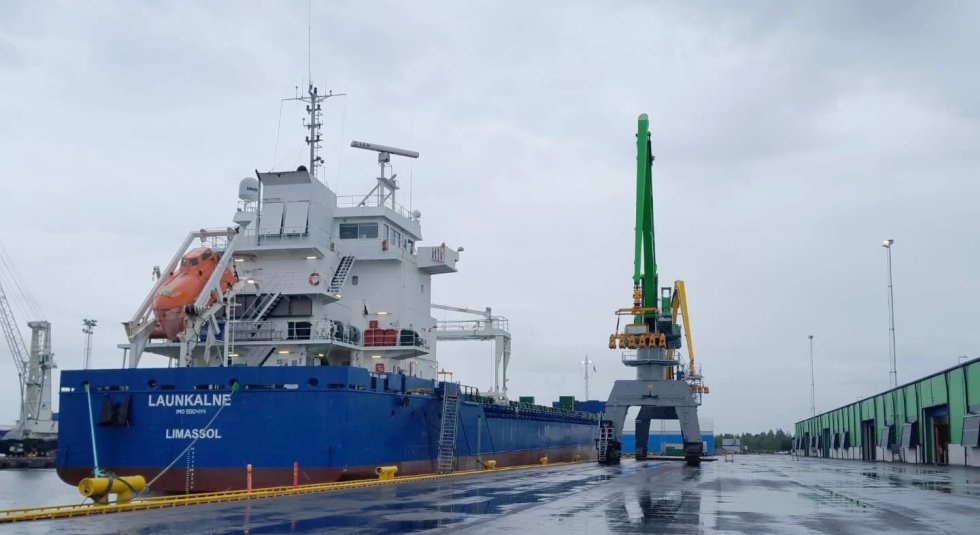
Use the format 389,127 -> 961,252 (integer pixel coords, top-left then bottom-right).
600,378 -> 703,466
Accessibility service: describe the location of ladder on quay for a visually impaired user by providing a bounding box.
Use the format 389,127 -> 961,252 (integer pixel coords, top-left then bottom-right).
597,423 -> 614,463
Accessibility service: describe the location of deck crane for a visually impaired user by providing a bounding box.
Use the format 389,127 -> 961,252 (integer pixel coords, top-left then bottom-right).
0,249 -> 57,455
431,303 -> 511,401
597,114 -> 709,467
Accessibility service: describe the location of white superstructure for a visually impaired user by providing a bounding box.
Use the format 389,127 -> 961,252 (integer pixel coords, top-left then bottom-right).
121,85 -> 462,383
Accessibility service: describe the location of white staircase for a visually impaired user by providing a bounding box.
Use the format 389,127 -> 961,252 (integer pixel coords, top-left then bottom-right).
327,256 -> 355,294
436,382 -> 461,473
253,292 -> 283,321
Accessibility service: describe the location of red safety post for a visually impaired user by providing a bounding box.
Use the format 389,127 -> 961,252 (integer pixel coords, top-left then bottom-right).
293,462 -> 299,489
247,463 -> 253,494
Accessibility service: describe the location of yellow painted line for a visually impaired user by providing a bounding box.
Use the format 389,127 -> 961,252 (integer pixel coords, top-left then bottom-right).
0,460 -> 589,524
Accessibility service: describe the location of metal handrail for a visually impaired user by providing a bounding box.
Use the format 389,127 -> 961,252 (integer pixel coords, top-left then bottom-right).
335,195 -> 414,220
435,318 -> 510,332
620,351 -> 679,365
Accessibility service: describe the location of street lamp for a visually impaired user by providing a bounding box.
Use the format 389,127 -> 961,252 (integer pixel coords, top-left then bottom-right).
82,319 -> 98,370
882,239 -> 897,388
809,335 -> 815,417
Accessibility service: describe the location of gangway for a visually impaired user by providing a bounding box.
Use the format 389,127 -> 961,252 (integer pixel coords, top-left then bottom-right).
432,304 -> 511,401
436,382 -> 461,473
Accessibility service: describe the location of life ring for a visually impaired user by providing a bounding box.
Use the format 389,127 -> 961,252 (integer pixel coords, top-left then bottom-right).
309,272 -> 321,286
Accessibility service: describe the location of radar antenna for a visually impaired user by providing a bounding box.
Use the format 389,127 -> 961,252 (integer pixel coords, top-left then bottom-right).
286,84 -> 345,182
350,141 -> 420,211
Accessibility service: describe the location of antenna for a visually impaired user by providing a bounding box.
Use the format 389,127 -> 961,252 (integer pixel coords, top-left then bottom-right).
82,319 -> 97,370
351,141 -> 420,211
284,85 -> 345,182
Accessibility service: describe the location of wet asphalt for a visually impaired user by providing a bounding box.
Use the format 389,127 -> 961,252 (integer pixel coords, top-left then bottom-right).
15,454 -> 980,534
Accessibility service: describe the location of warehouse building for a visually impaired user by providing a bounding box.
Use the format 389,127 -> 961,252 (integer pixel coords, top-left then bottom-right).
795,357 -> 980,467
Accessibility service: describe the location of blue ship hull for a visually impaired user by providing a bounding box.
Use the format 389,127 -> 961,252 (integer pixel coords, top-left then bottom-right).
57,366 -> 599,492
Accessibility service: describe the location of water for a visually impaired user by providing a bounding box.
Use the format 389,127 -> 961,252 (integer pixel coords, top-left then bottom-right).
0,469 -> 79,509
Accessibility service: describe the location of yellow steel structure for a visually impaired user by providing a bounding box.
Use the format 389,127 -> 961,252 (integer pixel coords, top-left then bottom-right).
0,459 -> 588,524
78,476 -> 146,505
670,280 -> 695,377
374,466 -> 398,480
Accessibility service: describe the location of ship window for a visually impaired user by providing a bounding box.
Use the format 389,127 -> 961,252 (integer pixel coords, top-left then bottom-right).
339,222 -> 379,240
201,251 -> 211,261
359,223 -> 378,239
352,276 -> 359,286
340,224 -> 357,239
288,321 -> 312,340
189,258 -> 199,267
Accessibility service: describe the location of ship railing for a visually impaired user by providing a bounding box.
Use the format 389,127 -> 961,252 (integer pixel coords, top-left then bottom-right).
224,318 -> 425,348
335,195 -> 414,220
485,402 -> 599,422
459,385 -> 493,404
238,226 -> 331,246
226,319 -> 348,343
435,317 -> 510,333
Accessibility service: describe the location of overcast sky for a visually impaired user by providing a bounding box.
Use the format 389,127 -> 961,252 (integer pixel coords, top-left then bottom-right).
1,1 -> 978,434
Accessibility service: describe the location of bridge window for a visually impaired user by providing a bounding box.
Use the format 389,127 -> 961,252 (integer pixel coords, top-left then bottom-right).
339,223 -> 379,240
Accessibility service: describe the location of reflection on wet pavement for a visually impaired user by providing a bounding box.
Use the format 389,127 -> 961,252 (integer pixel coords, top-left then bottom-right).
22,455 -> 980,534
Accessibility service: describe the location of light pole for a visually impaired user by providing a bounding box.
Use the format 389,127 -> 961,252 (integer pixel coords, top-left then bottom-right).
582,355 -> 594,400
809,335 -> 815,417
882,239 -> 897,388
82,319 -> 97,370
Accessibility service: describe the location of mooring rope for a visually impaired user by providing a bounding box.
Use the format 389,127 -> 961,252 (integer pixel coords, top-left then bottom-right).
83,383 -> 102,478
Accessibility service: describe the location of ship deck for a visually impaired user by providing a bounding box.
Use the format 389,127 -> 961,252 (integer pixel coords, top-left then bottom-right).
21,454 -> 980,534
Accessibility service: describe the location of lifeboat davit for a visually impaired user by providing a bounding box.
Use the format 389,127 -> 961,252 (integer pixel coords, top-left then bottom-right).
151,247 -> 237,340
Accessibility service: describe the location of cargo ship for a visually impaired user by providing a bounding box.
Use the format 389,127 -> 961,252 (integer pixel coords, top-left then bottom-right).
55,86 -> 598,493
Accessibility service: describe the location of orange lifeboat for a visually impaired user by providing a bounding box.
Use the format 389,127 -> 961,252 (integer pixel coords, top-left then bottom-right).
151,247 -> 237,340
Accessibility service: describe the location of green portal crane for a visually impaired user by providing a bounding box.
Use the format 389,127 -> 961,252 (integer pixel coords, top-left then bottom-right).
607,114 -> 707,389
598,114 -> 708,467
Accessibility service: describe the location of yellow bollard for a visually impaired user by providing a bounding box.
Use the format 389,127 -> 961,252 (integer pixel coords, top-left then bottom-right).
539,456 -> 548,465
375,466 -> 398,480
483,460 -> 497,469
78,475 -> 146,505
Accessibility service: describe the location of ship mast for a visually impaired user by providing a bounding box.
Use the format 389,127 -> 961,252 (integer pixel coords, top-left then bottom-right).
288,84 -> 344,181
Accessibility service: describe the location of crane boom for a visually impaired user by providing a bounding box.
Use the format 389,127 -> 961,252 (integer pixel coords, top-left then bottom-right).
431,303 -> 492,320
0,278 -> 29,391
